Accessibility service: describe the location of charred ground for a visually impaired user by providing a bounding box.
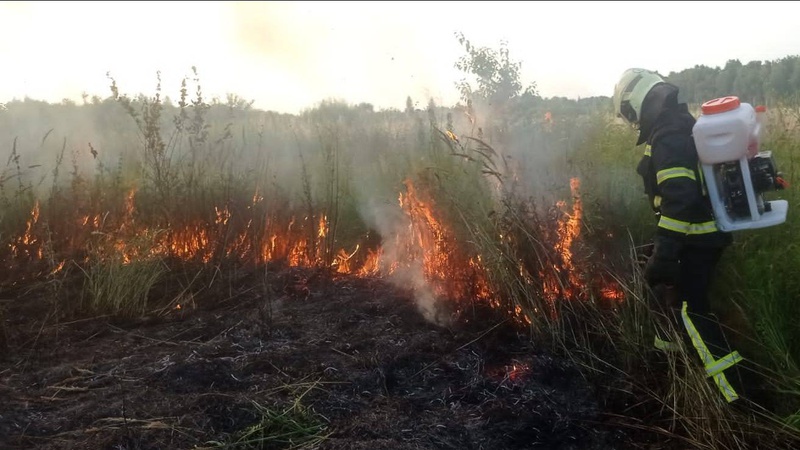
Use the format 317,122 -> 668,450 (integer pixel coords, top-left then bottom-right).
0,264 -> 734,449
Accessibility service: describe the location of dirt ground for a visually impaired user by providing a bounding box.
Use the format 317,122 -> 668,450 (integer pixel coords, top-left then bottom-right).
0,265 -> 706,450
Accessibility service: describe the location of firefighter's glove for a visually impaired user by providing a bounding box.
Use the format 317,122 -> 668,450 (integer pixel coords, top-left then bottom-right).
644,236 -> 682,287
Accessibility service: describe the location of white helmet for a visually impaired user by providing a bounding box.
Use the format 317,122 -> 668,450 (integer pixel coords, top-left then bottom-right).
613,68 -> 665,126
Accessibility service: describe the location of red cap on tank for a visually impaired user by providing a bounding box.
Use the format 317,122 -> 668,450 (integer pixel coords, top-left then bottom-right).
755,105 -> 767,113
701,96 -> 741,115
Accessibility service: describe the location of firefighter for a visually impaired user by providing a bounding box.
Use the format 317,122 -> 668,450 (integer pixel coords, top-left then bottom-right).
613,68 -> 744,403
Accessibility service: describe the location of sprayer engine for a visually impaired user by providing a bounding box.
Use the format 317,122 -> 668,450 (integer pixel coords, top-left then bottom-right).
717,151 -> 785,219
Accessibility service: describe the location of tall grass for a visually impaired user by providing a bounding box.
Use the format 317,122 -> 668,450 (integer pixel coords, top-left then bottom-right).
3,75 -> 800,447
79,231 -> 168,317
425,104 -> 800,448
560,105 -> 800,445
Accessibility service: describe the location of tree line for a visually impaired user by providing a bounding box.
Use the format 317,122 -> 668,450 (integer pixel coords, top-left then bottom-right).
665,55 -> 800,106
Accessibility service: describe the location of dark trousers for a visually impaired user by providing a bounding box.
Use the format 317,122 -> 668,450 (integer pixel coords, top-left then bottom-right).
649,245 -> 730,353
649,245 -> 724,327
676,245 -> 730,357
651,245 -> 755,403
677,245 -> 724,316
650,241 -> 778,407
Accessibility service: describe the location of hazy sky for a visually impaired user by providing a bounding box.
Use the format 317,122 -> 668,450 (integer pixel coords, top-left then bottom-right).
2,1 -> 799,114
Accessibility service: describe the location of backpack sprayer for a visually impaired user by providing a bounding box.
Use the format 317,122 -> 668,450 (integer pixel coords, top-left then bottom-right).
692,97 -> 789,232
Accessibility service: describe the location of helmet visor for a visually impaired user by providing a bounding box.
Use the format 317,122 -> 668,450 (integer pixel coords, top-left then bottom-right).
619,100 -> 638,124
618,73 -> 645,123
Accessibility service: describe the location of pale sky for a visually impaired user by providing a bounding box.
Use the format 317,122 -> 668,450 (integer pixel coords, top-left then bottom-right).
2,1 -> 800,114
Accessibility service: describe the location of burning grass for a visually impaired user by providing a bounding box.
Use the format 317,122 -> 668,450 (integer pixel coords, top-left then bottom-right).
3,91 -> 800,449
0,156 -> 622,326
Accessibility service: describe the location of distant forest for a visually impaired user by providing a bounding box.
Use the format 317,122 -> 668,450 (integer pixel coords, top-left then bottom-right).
664,55 -> 800,106
529,55 -> 800,119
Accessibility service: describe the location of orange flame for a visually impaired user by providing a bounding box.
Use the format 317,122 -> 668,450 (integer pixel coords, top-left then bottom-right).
540,177 -> 624,305
9,201 -> 42,260
4,174 -> 624,319
507,362 -> 531,382
394,179 -> 495,305
541,178 -> 583,306
357,248 -> 382,277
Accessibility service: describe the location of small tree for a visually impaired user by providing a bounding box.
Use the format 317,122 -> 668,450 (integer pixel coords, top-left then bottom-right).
453,32 -> 538,142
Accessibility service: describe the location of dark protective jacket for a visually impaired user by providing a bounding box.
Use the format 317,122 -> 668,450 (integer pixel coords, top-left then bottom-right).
636,103 -> 732,248
636,91 -> 741,404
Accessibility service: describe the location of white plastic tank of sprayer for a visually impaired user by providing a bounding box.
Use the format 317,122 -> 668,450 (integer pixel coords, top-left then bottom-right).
692,96 -> 787,232
693,96 -> 760,164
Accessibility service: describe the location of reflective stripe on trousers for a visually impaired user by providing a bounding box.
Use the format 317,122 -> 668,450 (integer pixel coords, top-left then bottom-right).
654,335 -> 680,352
680,301 -> 742,403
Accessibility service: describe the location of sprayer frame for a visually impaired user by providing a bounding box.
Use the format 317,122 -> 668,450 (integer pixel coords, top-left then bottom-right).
702,157 -> 788,232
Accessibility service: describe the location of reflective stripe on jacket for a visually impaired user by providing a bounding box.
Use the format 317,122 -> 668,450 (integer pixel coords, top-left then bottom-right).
636,109 -> 732,248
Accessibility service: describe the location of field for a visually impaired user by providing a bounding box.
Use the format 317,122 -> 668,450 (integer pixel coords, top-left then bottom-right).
2,265 -> 666,450
2,75 -> 800,449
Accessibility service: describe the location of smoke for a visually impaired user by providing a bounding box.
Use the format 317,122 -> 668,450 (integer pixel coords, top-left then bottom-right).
357,196 -> 448,326
228,3 -> 323,91
226,2 -> 454,112
0,101 -> 114,197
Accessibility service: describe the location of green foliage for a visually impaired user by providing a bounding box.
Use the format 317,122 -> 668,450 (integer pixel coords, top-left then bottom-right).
665,55 -> 800,105
454,31 -> 537,107
209,390 -> 329,450
80,237 -> 167,317
453,31 -> 542,144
